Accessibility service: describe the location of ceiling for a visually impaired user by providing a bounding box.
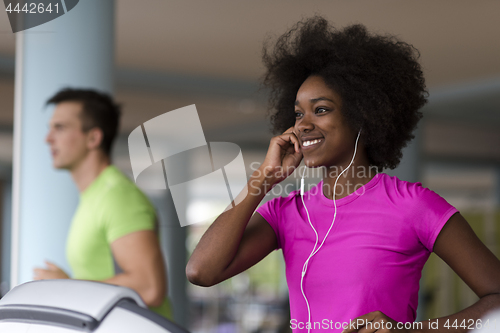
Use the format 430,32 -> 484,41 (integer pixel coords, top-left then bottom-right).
0,0 -> 499,158
113,0 -> 500,87
0,1 -> 499,84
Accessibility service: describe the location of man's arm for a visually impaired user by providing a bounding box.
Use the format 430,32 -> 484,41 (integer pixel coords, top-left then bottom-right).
33,261 -> 70,280
104,230 -> 167,307
34,230 -> 167,307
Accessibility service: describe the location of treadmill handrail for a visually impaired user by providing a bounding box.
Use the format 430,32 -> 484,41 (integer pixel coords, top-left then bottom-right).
0,304 -> 98,332
116,300 -> 191,333
0,280 -> 146,320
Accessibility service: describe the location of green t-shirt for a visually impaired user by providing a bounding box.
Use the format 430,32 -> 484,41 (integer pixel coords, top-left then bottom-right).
66,165 -> 172,319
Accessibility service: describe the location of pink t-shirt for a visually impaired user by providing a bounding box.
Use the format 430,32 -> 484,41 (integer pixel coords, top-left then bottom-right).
257,173 -> 458,332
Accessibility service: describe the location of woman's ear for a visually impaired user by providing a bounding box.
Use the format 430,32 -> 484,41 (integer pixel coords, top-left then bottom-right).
86,127 -> 104,150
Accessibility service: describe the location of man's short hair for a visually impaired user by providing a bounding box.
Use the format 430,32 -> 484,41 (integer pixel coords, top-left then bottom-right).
47,88 -> 121,157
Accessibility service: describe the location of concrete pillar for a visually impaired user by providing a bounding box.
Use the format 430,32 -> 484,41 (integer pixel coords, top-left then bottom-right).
1,180 -> 12,296
496,166 -> 500,207
161,191 -> 188,327
11,0 -> 114,287
384,124 -> 424,319
148,189 -> 189,326
385,125 -> 422,183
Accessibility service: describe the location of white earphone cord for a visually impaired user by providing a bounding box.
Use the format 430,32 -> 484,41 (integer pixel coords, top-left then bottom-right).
300,130 -> 361,333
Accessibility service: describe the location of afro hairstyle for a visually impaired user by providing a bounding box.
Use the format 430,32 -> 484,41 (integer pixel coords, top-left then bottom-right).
262,16 -> 428,170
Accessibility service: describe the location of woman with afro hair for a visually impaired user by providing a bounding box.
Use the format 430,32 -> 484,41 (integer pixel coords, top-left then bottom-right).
187,16 -> 500,332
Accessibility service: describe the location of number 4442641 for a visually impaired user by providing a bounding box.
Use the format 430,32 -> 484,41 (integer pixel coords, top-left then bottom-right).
5,2 -> 59,14
444,319 -> 496,330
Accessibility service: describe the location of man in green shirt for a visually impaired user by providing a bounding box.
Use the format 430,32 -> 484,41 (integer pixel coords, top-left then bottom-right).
33,88 -> 171,319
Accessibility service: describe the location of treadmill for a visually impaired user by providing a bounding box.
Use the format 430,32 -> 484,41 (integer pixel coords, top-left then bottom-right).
0,280 -> 189,333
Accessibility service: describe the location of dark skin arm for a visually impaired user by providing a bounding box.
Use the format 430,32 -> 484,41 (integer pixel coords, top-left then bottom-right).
343,213 -> 500,333
186,128 -> 302,286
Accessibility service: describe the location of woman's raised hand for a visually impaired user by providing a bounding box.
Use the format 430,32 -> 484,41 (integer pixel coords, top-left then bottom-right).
259,127 -> 303,185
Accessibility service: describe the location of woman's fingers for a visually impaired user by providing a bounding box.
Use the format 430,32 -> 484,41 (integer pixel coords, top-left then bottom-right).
261,126 -> 302,183
342,311 -> 399,333
284,127 -> 300,153
279,127 -> 300,153
274,134 -> 298,152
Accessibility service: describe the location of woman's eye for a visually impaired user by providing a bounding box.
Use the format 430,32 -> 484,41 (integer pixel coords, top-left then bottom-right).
316,107 -> 328,114
295,111 -> 303,118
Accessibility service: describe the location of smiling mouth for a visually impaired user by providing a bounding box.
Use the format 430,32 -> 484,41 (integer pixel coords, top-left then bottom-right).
302,139 -> 323,147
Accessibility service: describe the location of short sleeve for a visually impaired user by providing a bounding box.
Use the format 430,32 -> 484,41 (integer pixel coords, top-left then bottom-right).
409,183 -> 459,252
256,196 -> 284,250
101,185 -> 157,243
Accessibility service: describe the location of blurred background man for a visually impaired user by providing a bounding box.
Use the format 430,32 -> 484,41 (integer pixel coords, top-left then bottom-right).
33,88 -> 171,319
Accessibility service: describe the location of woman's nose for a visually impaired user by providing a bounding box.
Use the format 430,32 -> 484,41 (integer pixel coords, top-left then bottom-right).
295,112 -> 314,133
